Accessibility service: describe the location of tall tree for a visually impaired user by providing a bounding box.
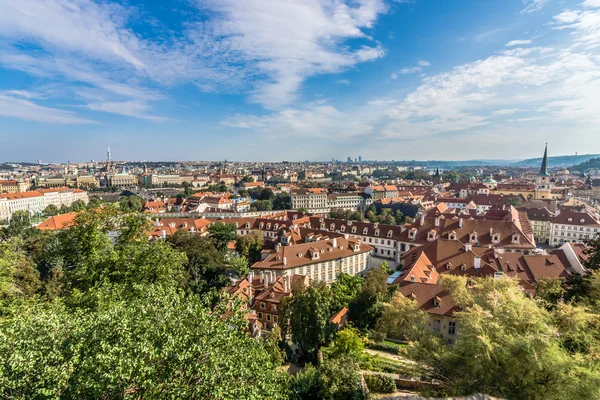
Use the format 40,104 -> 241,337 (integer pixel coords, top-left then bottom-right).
168,230 -> 228,293
282,282 -> 336,363
208,222 -> 238,253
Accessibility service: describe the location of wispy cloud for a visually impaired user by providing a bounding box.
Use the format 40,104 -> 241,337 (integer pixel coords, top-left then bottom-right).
224,1 -> 600,147
335,79 -> 351,85
391,60 -> 431,78
475,28 -> 502,42
190,0 -> 387,108
521,0 -> 550,14
0,93 -> 96,124
85,100 -> 169,122
506,39 -> 533,47
0,0 -> 390,117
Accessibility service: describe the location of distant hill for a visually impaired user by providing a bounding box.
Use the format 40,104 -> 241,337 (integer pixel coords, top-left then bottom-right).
512,154 -> 600,169
571,157 -> 600,172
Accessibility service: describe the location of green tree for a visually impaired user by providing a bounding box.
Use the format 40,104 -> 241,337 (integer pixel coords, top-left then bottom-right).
250,199 -> 273,211
325,328 -> 365,360
394,210 -> 404,225
348,268 -> 389,331
290,357 -> 366,400
0,286 -> 289,399
168,230 -> 228,293
282,281 -> 336,363
406,275 -> 600,400
43,204 -> 59,216
235,231 -> 264,264
70,200 -> 86,212
4,210 -> 36,238
0,238 -> 42,299
208,222 -> 238,253
330,273 -> 363,313
273,193 -> 292,210
227,254 -> 250,278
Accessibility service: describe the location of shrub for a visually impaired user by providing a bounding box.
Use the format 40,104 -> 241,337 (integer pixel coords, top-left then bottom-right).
364,374 -> 396,393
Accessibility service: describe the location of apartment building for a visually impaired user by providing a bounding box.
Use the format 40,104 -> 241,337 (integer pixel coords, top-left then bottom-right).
549,211 -> 600,245
0,188 -> 89,221
251,236 -> 372,284
290,188 -> 327,210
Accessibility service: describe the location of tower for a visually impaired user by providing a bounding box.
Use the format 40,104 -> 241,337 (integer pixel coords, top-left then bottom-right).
534,143 -> 552,199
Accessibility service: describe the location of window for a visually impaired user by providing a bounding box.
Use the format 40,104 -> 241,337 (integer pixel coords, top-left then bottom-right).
272,304 -> 277,311
267,314 -> 271,321
260,302 -> 266,309
448,321 -> 456,336
258,312 -> 263,319
433,319 -> 441,333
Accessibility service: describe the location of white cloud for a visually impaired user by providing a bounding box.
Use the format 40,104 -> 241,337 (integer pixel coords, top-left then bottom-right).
0,90 -> 45,99
0,93 -> 96,124
191,0 -> 387,108
0,0 -> 144,68
392,60 -> 431,77
335,79 -> 351,85
521,0 -> 550,14
223,1 -> 600,146
554,1 -> 600,49
506,39 -> 533,47
85,100 -> 169,122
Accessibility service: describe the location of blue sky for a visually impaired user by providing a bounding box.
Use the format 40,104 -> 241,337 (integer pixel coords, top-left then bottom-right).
1,0 -> 599,163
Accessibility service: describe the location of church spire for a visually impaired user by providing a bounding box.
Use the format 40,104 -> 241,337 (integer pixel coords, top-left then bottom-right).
539,143 -> 549,177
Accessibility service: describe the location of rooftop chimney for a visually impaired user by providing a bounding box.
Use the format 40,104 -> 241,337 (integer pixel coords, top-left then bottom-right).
420,214 -> 425,226
332,238 -> 337,248
474,256 -> 481,269
283,257 -> 287,266
161,230 -> 166,240
434,216 -> 440,227
264,274 -> 269,288
459,218 -> 464,228
465,243 -> 472,252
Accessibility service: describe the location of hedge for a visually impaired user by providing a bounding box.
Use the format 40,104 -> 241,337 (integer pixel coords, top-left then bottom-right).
364,374 -> 396,393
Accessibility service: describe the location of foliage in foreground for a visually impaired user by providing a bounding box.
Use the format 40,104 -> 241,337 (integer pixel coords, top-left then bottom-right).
0,286 -> 288,399
382,276 -> 600,400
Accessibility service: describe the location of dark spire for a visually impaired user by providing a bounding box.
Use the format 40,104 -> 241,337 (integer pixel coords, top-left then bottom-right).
435,166 -> 440,176
539,143 -> 549,177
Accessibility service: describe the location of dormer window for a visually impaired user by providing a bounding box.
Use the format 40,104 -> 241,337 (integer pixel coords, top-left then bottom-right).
320,223 -> 326,229
340,225 -> 346,232
433,296 -> 441,307
511,233 -> 519,244
568,218 -> 573,222
410,275 -> 415,283
375,229 -> 380,236
266,223 -> 271,230
330,223 -> 335,231
297,252 -> 303,257
581,219 -> 586,223
245,222 -> 250,229
460,263 -> 467,271
363,227 -> 368,235
448,231 -> 457,240
427,230 -> 437,241
446,262 -> 452,270
469,232 -> 478,243
387,230 -> 393,238
259,222 -> 264,229
347,221 -> 352,226
274,224 -> 279,230
492,233 -> 501,244
409,229 -> 417,240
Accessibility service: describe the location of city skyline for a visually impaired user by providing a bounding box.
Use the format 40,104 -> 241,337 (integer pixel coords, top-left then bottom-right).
1,0 -> 600,162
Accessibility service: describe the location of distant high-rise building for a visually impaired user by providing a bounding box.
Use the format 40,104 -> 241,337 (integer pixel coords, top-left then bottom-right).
347,156 -> 352,163
359,156 -> 362,163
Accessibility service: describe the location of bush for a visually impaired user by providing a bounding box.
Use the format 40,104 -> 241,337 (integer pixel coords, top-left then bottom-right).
367,341 -> 399,354
364,374 -> 396,393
